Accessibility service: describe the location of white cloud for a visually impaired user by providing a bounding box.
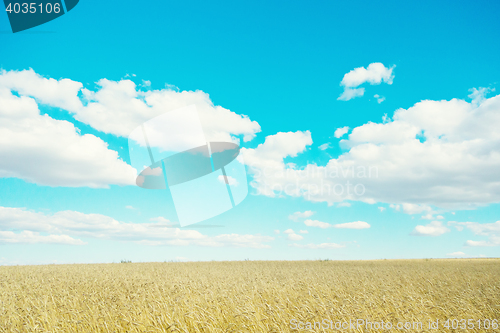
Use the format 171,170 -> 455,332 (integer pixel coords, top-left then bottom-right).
0,69 -> 261,187
447,251 -> 466,256
465,240 -> 495,247
401,203 -> 433,215
242,131 -> 312,191
304,219 -> 370,230
78,78 -> 261,142
125,205 -> 135,210
374,94 -> 386,104
468,87 -> 494,106
0,207 -> 274,248
0,69 -> 83,112
149,216 -> 177,226
218,175 -> 238,186
334,221 -> 370,229
282,229 -> 304,240
304,219 -> 332,229
449,221 -> 500,247
299,230 -> 308,234
274,230 -> 280,234
338,88 -> 365,101
0,87 -> 136,188
0,230 -> 86,245
334,126 -> 350,138
411,221 -> 450,237
318,143 -> 331,150
341,63 -> 395,88
422,213 -> 444,220
337,202 -> 351,207
289,243 -> 345,249
338,63 -> 395,101
389,204 -> 400,211
287,233 -> 304,241
288,210 -> 315,221
378,207 -> 386,212
141,167 -> 163,176
242,90 -> 500,210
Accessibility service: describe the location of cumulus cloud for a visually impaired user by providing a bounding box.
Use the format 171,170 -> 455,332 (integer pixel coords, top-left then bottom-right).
1,70 -> 261,142
334,221 -> 370,229
149,216 -> 177,226
282,229 -> 304,241
411,221 -> 450,237
400,203 -> 433,215
449,221 -> 500,247
218,175 -> 238,186
374,94 -> 386,104
141,167 -> 163,176
338,63 -> 395,101
242,90 -> 500,211
447,251 -> 466,256
334,126 -> 349,138
242,131 -> 312,180
0,69 -> 83,112
341,63 -> 395,88
0,207 -> 274,248
287,233 -> 304,241
79,78 -> 261,142
289,243 -> 345,249
0,69 -> 262,187
0,231 -> 85,245
288,210 -> 315,221
0,87 -> 136,187
390,204 -> 400,211
304,219 -> 332,229
468,87 -> 494,106
338,88 -> 365,101
303,220 -> 370,230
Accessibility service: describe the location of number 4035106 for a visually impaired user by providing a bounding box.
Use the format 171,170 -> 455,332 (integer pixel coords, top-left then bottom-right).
443,319 -> 498,330
5,2 -> 61,14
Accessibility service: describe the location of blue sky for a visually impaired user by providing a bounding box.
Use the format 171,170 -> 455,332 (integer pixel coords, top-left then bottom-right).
1,0 -> 500,264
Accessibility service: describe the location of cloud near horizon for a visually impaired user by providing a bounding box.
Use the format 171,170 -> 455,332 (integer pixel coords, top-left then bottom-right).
411,221 -> 450,237
242,87 -> 500,212
0,207 -> 274,248
449,220 -> 500,247
304,220 -> 370,230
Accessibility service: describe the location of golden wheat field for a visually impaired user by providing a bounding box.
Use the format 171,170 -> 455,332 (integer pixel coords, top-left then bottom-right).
0,259 -> 499,332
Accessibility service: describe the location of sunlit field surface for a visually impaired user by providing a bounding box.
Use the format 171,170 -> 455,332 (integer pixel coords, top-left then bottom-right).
1,259 -> 499,332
